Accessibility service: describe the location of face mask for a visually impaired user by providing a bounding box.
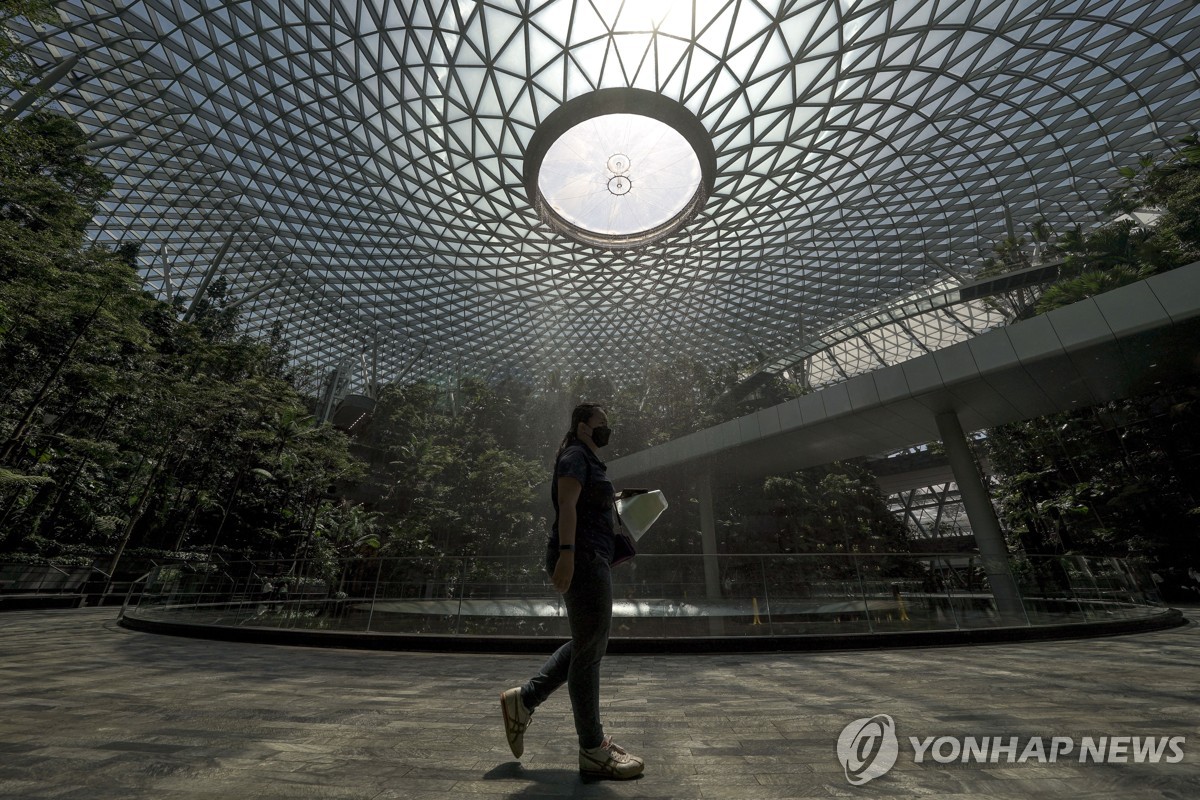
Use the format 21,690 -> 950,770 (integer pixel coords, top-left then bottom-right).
589,425 -> 612,448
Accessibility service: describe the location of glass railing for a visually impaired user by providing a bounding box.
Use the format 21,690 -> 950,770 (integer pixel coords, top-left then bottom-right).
118,553 -> 1168,640
0,563 -> 98,596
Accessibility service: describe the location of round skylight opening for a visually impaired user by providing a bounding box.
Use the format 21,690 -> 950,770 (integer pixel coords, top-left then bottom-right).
525,89 -> 715,249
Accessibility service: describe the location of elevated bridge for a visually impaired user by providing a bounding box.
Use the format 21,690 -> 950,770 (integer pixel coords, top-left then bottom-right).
607,263 -> 1200,622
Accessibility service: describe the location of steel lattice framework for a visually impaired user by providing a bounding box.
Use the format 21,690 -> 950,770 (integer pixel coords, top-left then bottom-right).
8,0 -> 1200,387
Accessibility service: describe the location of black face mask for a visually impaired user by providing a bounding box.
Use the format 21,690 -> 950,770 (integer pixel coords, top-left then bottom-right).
589,425 -> 612,448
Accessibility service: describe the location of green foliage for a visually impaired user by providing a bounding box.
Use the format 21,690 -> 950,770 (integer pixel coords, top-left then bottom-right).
0,466 -> 52,487
972,136 -> 1200,319
0,1 -> 56,91
1034,262 -> 1155,312
967,138 -> 1200,575
984,389 -> 1200,563
0,110 -> 113,246
318,353 -> 898,564
979,233 -> 1032,277
1104,135 -> 1200,260
1030,135 -> 1200,314
0,111 -> 358,568
351,381 -> 544,558
723,463 -> 910,556
605,356 -> 736,453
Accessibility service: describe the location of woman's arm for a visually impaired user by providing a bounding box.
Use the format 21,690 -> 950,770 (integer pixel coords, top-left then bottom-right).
553,476 -> 582,593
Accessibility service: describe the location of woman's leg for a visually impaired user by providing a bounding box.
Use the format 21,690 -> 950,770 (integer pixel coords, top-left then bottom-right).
522,639 -> 571,708
518,551 -> 612,746
521,548 -> 573,708
562,552 -> 612,750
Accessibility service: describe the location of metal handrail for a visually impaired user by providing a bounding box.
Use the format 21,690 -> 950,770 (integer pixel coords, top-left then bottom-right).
118,572 -> 155,620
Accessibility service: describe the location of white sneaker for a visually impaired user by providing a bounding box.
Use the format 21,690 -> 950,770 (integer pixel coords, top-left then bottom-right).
579,735 -> 644,779
500,687 -> 532,758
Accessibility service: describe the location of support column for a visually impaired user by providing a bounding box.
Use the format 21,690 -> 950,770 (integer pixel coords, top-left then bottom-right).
695,471 -> 724,634
159,243 -> 173,302
318,359 -> 351,424
226,274 -> 284,310
183,233 -> 236,322
935,410 -> 1028,625
1,54 -> 81,124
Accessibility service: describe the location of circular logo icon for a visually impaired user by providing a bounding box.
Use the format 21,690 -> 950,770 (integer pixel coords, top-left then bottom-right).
607,175 -> 632,195
837,714 -> 898,786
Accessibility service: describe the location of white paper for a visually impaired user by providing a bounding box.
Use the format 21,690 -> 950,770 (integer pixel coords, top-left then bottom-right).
617,490 -> 668,541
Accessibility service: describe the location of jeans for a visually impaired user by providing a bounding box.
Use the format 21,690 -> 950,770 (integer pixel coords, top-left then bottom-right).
520,548 -> 613,750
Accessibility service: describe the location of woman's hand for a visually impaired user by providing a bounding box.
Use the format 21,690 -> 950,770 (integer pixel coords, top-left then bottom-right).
552,551 -> 575,593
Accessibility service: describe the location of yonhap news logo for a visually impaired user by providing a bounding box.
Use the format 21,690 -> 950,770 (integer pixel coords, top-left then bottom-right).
836,715 -> 1186,787
909,734 -> 1186,765
837,715 -> 899,786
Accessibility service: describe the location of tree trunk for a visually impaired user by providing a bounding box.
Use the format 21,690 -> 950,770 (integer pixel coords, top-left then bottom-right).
101,451 -> 169,598
205,457 -> 251,559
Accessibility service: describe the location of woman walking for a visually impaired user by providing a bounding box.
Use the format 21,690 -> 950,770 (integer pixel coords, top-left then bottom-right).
500,403 -> 644,780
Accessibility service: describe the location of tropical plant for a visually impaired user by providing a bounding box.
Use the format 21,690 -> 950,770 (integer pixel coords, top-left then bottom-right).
0,108 -> 360,571
0,1 -> 56,93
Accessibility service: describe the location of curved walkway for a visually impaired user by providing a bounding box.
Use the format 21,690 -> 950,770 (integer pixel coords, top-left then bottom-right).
1,608 -> 1199,799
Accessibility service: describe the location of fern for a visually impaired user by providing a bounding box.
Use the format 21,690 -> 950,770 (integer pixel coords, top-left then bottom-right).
0,467 -> 54,488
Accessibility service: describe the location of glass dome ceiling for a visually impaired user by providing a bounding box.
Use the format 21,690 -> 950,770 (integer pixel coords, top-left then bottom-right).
538,113 -> 703,244
8,0 -> 1200,386
525,87 -> 716,249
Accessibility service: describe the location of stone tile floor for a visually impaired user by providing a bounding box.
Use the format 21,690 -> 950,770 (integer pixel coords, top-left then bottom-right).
0,607 -> 1198,799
